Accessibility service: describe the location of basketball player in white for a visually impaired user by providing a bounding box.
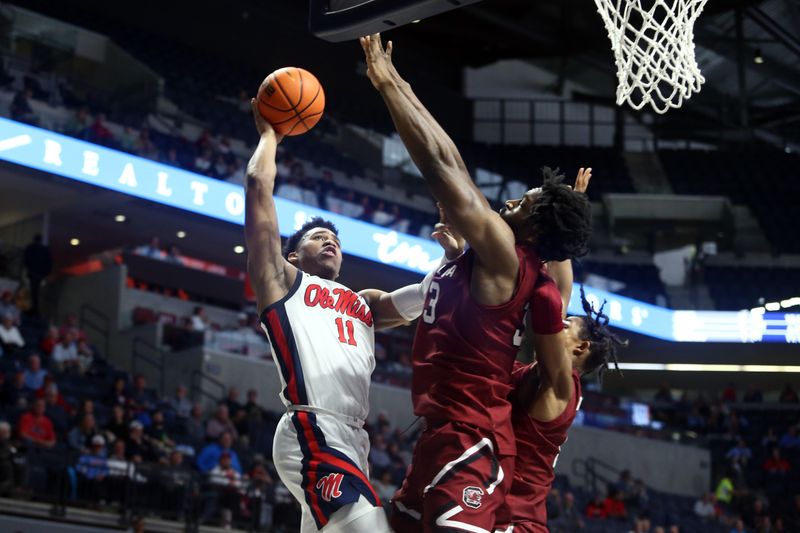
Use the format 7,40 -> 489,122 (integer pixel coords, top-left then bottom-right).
245,100 -> 459,532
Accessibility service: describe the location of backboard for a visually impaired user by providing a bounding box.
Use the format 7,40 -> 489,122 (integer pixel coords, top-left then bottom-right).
309,0 -> 484,42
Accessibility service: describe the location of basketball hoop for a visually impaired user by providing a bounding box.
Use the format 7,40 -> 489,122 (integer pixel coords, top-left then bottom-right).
593,0 -> 709,114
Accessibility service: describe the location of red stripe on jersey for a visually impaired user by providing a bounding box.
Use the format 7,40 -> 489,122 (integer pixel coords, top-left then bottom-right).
267,309 -> 301,405
296,411 -> 326,525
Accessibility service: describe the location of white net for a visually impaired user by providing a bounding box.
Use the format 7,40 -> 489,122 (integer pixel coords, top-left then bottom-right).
593,0 -> 709,114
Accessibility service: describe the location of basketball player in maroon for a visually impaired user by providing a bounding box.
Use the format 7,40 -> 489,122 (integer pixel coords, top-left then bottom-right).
362,34 -> 593,532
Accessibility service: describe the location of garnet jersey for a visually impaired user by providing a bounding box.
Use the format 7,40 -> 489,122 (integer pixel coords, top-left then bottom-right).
411,246 -> 562,456
259,270 -> 375,421
506,362 -> 583,526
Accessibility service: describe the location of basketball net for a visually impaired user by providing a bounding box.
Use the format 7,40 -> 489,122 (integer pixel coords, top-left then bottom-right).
593,0 -> 709,114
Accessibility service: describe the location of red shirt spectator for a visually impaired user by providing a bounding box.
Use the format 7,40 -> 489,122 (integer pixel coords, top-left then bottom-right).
721,383 -> 737,402
40,325 -> 59,355
58,313 -> 87,343
585,495 -> 607,519
18,398 -> 56,448
34,377 -> 73,414
603,490 -> 628,519
763,448 -> 791,474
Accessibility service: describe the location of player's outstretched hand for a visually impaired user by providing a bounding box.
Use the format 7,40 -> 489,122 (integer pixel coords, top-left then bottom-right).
360,33 -> 398,90
431,203 -> 465,260
574,167 -> 592,193
250,99 -> 284,144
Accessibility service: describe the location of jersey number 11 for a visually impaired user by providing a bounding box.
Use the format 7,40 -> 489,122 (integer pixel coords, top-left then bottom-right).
335,317 -> 357,346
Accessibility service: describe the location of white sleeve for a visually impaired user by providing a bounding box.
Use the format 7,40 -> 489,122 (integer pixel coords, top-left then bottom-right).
388,252 -> 461,322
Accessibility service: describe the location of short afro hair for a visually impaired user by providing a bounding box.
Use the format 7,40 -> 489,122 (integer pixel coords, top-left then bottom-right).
282,217 -> 339,258
576,285 -> 628,382
528,167 -> 592,262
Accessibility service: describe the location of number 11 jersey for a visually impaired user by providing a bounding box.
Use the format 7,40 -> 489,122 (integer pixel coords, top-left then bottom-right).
259,270 -> 376,422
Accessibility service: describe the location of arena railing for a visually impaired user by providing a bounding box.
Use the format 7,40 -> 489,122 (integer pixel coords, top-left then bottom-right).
79,304 -> 111,358
131,337 -> 166,396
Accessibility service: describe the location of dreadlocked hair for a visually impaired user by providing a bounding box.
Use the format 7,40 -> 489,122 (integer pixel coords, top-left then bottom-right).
577,285 -> 628,382
527,167 -> 592,262
282,217 -> 339,258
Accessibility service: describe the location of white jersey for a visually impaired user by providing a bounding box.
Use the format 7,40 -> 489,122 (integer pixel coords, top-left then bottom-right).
259,270 -> 376,422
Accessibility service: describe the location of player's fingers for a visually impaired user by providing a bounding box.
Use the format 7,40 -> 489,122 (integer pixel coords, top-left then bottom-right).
387,41 -> 393,57
374,33 -> 383,51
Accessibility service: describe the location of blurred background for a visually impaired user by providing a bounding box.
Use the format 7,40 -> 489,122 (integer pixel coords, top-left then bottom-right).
0,0 -> 798,531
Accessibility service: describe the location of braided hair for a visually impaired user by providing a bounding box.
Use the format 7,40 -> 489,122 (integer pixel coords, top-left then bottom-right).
527,167 -> 592,262
577,285 -> 628,381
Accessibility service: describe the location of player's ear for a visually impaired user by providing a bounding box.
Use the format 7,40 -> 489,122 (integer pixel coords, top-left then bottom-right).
574,340 -> 591,357
287,251 -> 299,265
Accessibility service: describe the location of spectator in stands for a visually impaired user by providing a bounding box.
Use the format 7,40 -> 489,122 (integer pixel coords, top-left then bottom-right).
23,234 -> 52,316
585,493 -> 607,519
76,434 -> 108,502
654,383 -> 673,403
43,384 -> 70,435
715,470 -> 736,511
135,127 -> 159,159
104,404 -> 128,443
546,488 -> 561,523
126,420 -> 157,463
726,437 -> 752,471
762,427 -> 780,449
58,312 -> 86,343
189,306 -> 209,332
51,330 -> 79,372
721,383 -> 737,403
10,88 -> 37,125
729,518 -> 747,533
129,374 -> 157,412
74,399 -> 94,425
0,290 -> 20,325
211,154 -> 229,179
372,469 -> 397,506
145,409 -> 175,458
368,434 -> 392,473
0,313 -> 24,353
194,146 -> 213,174
68,413 -> 99,453
135,236 -> 165,260
694,492 -> 718,521
18,398 -> 56,448
108,376 -> 128,406
763,446 -> 790,474
118,126 -> 137,152
779,426 -> 800,449
206,404 -> 238,441
157,449 -> 192,519
168,384 -> 192,419
76,340 -> 94,374
222,386 -> 244,425
779,384 -> 799,403
603,487 -> 628,520
743,499 -> 767,531
88,112 -> 115,146
197,431 -> 241,474
614,469 -> 636,501
204,451 -> 243,528
554,491 -> 584,530
39,325 -> 59,356
161,147 -> 181,168
0,420 -> 19,497
4,372 -> 28,408
742,385 -> 763,403
184,403 -> 205,446
22,355 -> 47,391
64,107 -> 92,138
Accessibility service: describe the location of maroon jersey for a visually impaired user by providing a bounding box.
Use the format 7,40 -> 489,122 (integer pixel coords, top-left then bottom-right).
411,246 -> 562,456
506,362 -> 582,526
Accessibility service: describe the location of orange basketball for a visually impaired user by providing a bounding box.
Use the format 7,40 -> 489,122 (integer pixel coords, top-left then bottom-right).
256,67 -> 325,136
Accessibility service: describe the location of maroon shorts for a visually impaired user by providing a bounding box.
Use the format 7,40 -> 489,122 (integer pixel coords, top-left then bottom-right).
390,420 -> 514,533
495,521 -> 547,533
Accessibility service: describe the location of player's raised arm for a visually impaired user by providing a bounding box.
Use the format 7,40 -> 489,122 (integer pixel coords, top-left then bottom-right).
360,34 -> 519,281
245,100 -> 296,311
362,204 -> 465,330
545,167 -> 592,316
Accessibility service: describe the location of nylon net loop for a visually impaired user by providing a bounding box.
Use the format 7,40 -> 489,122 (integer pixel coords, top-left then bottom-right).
593,0 -> 709,114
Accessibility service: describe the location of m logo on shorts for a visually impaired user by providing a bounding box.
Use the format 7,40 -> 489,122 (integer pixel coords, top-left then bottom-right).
316,473 -> 344,502
462,486 -> 484,509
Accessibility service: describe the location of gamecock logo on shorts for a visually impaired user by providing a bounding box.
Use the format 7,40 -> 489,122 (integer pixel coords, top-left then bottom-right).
462,486 -> 484,509
316,473 -> 344,502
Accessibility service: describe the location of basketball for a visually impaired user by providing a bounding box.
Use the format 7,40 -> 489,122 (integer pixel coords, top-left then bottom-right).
256,67 -> 325,136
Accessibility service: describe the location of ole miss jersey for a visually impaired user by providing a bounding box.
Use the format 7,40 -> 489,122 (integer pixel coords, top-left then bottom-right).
259,270 -> 375,421
411,246 -> 562,456
506,362 -> 583,526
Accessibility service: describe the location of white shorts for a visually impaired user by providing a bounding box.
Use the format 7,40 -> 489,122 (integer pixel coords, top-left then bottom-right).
273,409 -> 390,532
